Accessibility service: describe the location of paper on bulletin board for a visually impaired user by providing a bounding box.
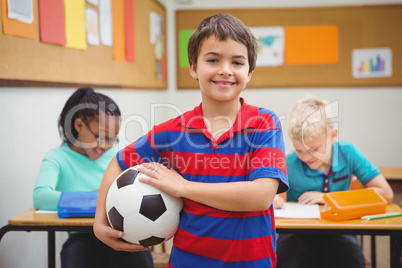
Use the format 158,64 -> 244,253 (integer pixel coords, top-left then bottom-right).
2,0 -> 36,39
178,29 -> 195,68
150,11 -> 163,44
64,0 -> 87,50
285,25 -> 338,65
85,8 -> 99,46
86,0 -> 98,6
250,26 -> 284,67
352,48 -> 392,78
7,0 -> 33,23
99,0 -> 112,47
112,0 -> 125,61
38,0 -> 66,45
154,33 -> 165,81
124,0 -> 135,62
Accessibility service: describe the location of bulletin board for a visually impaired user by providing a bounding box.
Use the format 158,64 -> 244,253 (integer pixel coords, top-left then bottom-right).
176,5 -> 402,89
0,0 -> 167,89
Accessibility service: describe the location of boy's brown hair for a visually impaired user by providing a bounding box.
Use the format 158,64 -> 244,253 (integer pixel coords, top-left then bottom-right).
187,13 -> 258,73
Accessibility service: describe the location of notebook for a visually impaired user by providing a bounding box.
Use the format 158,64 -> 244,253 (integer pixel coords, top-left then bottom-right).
274,202 -> 321,219
57,191 -> 98,218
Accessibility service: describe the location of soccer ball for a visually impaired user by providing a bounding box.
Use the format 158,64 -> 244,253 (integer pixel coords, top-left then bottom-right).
106,165 -> 183,246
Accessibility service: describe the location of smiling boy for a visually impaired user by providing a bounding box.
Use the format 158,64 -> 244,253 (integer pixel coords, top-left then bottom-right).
94,14 -> 288,267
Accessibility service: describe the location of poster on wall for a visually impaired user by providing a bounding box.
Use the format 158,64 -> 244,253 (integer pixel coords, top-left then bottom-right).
250,26 -> 284,67
352,48 -> 392,79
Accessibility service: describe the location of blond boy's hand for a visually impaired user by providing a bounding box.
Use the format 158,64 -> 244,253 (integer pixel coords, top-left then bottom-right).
273,195 -> 285,209
297,191 -> 325,205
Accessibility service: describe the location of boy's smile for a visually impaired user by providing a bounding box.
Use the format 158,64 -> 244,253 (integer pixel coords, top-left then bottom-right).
189,35 -> 253,104
213,80 -> 236,88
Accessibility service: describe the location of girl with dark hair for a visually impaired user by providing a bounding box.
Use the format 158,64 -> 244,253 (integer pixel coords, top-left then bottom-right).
33,88 -> 153,268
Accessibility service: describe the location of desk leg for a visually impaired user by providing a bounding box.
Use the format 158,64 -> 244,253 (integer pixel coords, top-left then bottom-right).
371,235 -> 376,268
0,225 -> 12,241
391,235 -> 402,268
48,231 -> 55,268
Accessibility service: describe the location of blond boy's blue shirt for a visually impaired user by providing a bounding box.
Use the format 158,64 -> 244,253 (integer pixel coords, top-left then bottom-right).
286,141 -> 380,201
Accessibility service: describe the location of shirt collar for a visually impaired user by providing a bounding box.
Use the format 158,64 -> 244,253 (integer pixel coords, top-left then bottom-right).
331,141 -> 347,172
180,97 -> 261,132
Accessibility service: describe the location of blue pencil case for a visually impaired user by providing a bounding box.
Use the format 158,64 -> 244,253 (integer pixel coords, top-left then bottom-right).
57,191 -> 98,218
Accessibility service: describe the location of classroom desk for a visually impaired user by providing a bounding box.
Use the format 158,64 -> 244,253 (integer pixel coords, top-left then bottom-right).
275,204 -> 402,268
0,209 -> 93,268
380,166 -> 402,207
379,166 -> 402,181
1,206 -> 401,268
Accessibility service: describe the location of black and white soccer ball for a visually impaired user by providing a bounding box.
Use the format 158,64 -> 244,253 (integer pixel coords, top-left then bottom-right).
106,165 -> 183,246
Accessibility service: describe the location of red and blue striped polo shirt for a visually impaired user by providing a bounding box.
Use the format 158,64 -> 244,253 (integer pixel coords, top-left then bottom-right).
117,98 -> 288,268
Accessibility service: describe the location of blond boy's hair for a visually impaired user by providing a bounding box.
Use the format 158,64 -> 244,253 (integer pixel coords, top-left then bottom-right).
288,96 -> 335,142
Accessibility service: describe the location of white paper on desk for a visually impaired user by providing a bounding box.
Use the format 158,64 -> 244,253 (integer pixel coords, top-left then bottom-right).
274,203 -> 321,219
35,210 -> 57,214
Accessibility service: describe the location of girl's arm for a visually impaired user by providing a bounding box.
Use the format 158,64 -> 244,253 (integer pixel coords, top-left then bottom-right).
365,174 -> 394,204
138,162 -> 280,212
33,157 -> 62,210
93,156 -> 148,251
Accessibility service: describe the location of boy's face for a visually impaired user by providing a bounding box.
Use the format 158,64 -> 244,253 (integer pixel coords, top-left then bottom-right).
189,35 -> 252,103
292,129 -> 338,173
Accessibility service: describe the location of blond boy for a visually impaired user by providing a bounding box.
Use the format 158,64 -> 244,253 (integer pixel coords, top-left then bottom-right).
276,96 -> 393,268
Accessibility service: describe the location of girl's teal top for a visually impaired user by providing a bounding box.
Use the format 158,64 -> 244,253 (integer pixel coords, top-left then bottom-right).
33,143 -> 117,210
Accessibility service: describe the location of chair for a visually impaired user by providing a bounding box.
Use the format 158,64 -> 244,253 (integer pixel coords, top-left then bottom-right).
151,242 -> 170,268
349,175 -> 365,190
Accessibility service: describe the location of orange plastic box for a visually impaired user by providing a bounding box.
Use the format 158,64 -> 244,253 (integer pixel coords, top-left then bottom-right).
320,189 -> 387,221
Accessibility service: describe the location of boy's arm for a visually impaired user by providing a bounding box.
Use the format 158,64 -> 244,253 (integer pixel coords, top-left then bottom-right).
139,163 -> 280,212
365,173 -> 394,204
349,143 -> 393,203
93,156 -> 149,251
297,174 -> 394,205
297,191 -> 325,205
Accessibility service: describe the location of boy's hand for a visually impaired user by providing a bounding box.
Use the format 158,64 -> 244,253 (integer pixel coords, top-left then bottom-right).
297,191 -> 325,205
273,195 -> 285,209
93,222 -> 149,252
138,162 -> 279,212
138,162 -> 188,198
